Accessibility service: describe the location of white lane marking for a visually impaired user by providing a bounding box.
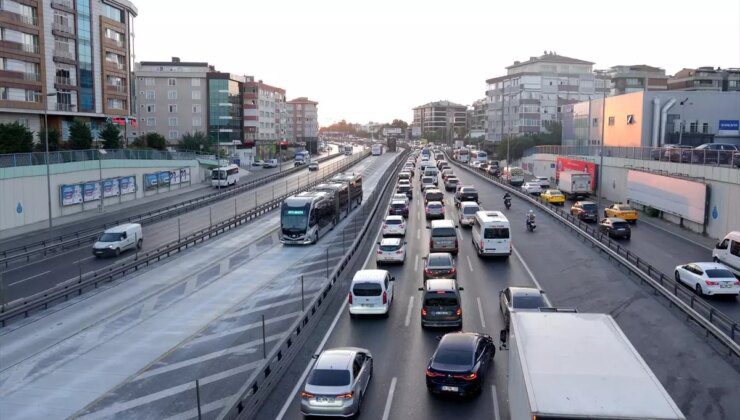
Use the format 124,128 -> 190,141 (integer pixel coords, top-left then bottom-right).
9,270 -> 51,286
456,226 -> 463,241
161,396 -> 231,420
477,297 -> 486,329
185,311 -> 301,346
276,204 -> 384,420
414,254 -> 419,271
466,255 -> 474,272
73,256 -> 95,264
416,228 -> 420,240
404,296 -> 415,327
512,246 -> 551,306
381,377 -> 398,420
491,385 -> 501,420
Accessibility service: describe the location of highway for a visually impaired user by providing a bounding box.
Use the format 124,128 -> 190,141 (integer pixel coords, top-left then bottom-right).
261,153 -> 740,420
0,147 -> 357,304
0,151 -> 399,419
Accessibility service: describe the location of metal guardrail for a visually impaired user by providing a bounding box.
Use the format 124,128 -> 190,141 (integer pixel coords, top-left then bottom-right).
217,150 -> 409,420
0,148 -> 205,169
0,152 -> 344,267
447,154 -> 740,358
0,151 -> 369,325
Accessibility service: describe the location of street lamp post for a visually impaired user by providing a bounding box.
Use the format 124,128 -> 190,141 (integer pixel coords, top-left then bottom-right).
98,149 -> 107,212
597,92 -> 606,212
44,91 -> 57,232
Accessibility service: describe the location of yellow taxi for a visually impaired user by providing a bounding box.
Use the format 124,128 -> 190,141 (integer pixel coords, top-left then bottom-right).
540,189 -> 565,205
604,203 -> 638,223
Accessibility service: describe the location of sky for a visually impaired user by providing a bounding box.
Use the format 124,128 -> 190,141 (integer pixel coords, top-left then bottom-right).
135,0 -> 740,126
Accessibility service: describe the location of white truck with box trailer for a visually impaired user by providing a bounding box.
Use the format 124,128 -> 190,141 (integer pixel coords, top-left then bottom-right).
502,312 -> 685,420
557,170 -> 592,200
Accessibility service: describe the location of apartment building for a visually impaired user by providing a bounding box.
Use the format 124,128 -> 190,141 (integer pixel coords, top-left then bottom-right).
668,67 -> 740,92
207,71 -> 245,147
606,65 -> 668,95
469,98 -> 487,130
286,97 -> 318,142
133,58 -> 209,143
0,0 -> 137,139
412,100 -> 467,141
243,79 -> 286,156
484,52 -> 610,143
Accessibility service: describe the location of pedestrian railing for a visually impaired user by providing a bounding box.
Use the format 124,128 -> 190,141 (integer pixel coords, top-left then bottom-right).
0,148 -> 204,168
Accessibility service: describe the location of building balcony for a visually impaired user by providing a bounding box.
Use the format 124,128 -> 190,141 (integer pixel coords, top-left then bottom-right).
51,0 -> 75,10
105,61 -> 126,71
106,84 -> 127,93
0,41 -> 40,54
55,76 -> 76,86
0,69 -> 40,82
54,49 -> 76,60
56,103 -> 75,111
0,11 -> 38,26
53,22 -> 75,35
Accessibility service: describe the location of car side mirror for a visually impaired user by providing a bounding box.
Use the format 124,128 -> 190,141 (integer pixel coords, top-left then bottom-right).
390,277 -> 395,282
425,226 -> 430,229
458,286 -> 464,291
499,329 -> 508,344
418,287 -> 424,291
376,242 -> 380,245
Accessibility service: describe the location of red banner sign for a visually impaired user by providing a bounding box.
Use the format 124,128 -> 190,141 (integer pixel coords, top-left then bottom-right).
556,156 -> 597,190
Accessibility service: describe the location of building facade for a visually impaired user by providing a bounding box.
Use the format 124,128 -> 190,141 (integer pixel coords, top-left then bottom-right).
561,91 -> 740,147
469,98 -> 487,130
606,65 -> 668,95
0,0 -> 137,140
286,97 -> 318,142
668,67 -> 740,92
207,71 -> 245,147
133,58 -> 209,143
485,52 -> 610,143
412,100 -> 467,142
243,79 -> 286,157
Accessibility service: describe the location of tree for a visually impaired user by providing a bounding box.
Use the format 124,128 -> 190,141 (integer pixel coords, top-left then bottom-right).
180,131 -> 211,153
68,120 -> 93,150
34,128 -> 61,152
390,119 -> 408,130
99,122 -> 122,149
131,132 -> 167,150
0,122 -> 34,154
491,121 -> 562,162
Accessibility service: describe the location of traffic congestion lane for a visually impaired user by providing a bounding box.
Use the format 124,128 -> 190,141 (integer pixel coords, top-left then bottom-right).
450,162 -> 740,418
0,149 -> 367,303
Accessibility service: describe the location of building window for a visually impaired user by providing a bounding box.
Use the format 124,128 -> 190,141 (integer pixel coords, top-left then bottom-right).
192,117 -> 201,127
168,130 -> 179,140
168,78 -> 176,86
592,118 -> 598,127
689,122 -> 698,133
146,117 -> 155,126
168,117 -> 178,127
146,104 -> 155,113
145,78 -> 154,86
192,78 -> 200,87
702,122 -> 709,134
191,91 -> 201,100
169,104 -> 177,113
608,116 -> 615,126
167,90 -> 177,99
145,90 -> 155,100
107,98 -> 125,109
104,28 -> 123,46
103,3 -> 124,22
105,52 -> 125,69
626,114 -> 635,124
192,104 -> 201,113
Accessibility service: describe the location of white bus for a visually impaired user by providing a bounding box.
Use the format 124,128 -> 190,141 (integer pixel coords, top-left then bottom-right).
502,166 -> 525,186
470,150 -> 488,164
472,210 -> 511,257
344,145 -> 353,155
211,164 -> 240,187
371,143 -> 383,156
455,148 -> 470,163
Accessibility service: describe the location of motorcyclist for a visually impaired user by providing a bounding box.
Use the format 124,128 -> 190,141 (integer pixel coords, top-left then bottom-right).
526,210 -> 536,227
503,192 -> 511,202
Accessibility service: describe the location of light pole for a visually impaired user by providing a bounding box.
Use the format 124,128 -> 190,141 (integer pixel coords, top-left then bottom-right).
98,149 -> 107,212
597,91 -> 606,212
44,91 -> 57,232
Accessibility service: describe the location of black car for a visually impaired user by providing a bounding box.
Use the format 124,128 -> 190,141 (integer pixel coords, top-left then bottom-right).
420,279 -> 463,329
389,201 -> 409,217
599,217 -> 631,239
426,333 -> 495,397
397,184 -> 413,199
423,252 -> 456,280
571,201 -> 598,222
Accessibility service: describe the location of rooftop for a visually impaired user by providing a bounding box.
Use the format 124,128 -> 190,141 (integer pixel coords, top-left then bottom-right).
414,100 -> 467,110
506,52 -> 594,70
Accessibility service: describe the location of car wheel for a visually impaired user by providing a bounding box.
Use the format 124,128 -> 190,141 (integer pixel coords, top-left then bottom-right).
713,256 -> 719,263
114,248 -> 121,257
136,239 -> 143,249
695,283 -> 704,296
312,232 -> 319,244
626,235 -> 631,240
675,271 -> 682,284
353,393 -> 363,418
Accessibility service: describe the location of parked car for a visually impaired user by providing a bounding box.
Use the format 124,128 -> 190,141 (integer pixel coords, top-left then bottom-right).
687,143 -> 738,165
382,215 -> 406,236
499,286 -> 551,327
540,189 -> 565,205
599,217 -> 631,239
251,159 -> 265,167
423,252 -> 457,280
425,201 -> 445,220
571,201 -> 598,222
604,203 -> 638,223
650,144 -> 691,162
426,333 -> 495,397
300,347 -> 373,417
420,279 -> 463,329
376,237 -> 406,265
521,182 -> 542,195
674,262 -> 739,296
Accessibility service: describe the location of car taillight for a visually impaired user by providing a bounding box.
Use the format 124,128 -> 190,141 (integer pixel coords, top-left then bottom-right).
383,224 -> 388,228
421,308 -> 427,316
735,281 -> 740,286
426,369 -> 444,378
382,291 -> 387,304
300,391 -> 315,398
454,238 -> 458,248
450,267 -> 456,275
456,308 -> 462,316
479,240 -> 484,249
396,250 -> 403,254
348,293 -> 353,304
706,280 -> 719,286
377,250 -> 382,254
424,268 -> 432,275
452,372 -> 477,381
429,240 -> 433,248
336,392 -> 354,399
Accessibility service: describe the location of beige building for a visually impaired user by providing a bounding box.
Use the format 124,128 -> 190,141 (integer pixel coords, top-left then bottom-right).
286,97 -> 318,142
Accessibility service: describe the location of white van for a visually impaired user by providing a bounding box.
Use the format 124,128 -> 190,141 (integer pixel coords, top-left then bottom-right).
92,223 -> 143,257
423,166 -> 439,184
429,219 -> 458,254
713,231 -> 740,276
348,269 -> 395,317
472,211 -> 511,257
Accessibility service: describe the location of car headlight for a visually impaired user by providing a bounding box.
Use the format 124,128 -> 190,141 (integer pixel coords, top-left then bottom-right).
108,245 -> 114,249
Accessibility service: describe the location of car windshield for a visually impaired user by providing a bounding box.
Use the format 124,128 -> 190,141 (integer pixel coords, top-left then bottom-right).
425,296 -> 458,306
391,203 -> 406,209
99,232 -> 124,242
463,206 -> 479,215
432,227 -> 456,237
427,203 -> 442,209
353,282 -> 382,296
398,185 -> 410,192
549,190 -> 563,196
447,178 -> 458,184
380,244 -> 400,252
281,205 -> 309,230
426,193 -> 443,201
513,295 -> 546,309
617,205 -> 633,211
434,349 -> 472,366
422,177 -> 434,183
427,255 -> 452,267
386,218 -> 402,225
706,269 -> 735,278
612,222 -> 629,229
484,228 -> 509,239
307,369 -> 351,386
581,204 -> 597,211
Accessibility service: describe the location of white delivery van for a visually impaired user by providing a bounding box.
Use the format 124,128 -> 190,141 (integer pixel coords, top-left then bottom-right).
423,166 -> 439,184
348,269 -> 395,317
713,231 -> 740,276
472,211 -> 510,257
92,223 -> 143,257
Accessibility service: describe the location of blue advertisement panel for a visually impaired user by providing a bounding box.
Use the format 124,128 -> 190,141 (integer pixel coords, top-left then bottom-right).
718,119 -> 739,134
60,184 -> 83,206
83,181 -> 101,202
120,176 -> 136,195
102,179 -> 120,198
144,173 -> 158,191
158,171 -> 171,187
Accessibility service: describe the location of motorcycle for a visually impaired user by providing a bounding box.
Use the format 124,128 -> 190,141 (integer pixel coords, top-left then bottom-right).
526,218 -> 536,232
504,198 -> 511,210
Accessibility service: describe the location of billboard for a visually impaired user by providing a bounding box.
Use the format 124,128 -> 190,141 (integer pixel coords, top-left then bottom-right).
120,176 -> 136,195
627,170 -> 707,224
718,119 -> 739,135
158,171 -> 171,188
383,127 -> 403,136
83,181 -> 101,202
60,184 -> 83,206
556,156 -> 597,190
102,179 -> 120,198
144,173 -> 158,191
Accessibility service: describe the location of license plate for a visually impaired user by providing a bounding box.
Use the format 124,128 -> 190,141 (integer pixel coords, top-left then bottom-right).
720,284 -> 733,288
361,303 -> 373,307
317,397 -> 335,403
441,386 -> 458,392
435,311 -> 450,315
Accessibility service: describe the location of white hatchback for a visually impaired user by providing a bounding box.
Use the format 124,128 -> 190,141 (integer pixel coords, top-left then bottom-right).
382,215 -> 406,236
674,262 -> 739,296
376,237 -> 406,264
392,193 -> 410,207
458,201 -> 481,227
521,182 -> 542,195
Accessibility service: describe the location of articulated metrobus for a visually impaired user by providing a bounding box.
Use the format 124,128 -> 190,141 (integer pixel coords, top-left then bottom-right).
211,164 -> 240,187
455,148 -> 470,163
470,150 -> 488,164
371,143 -> 383,156
279,191 -> 336,245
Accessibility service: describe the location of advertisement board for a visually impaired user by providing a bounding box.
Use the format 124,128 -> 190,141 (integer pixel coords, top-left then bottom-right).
120,176 -> 136,195
144,173 -> 158,191
158,171 -> 171,187
180,167 -> 191,183
718,119 -> 739,135
83,181 -> 101,202
60,184 -> 83,206
556,156 -> 597,190
627,170 -> 707,224
383,127 -> 403,136
171,169 -> 181,185
411,126 -> 421,137
102,179 -> 120,198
